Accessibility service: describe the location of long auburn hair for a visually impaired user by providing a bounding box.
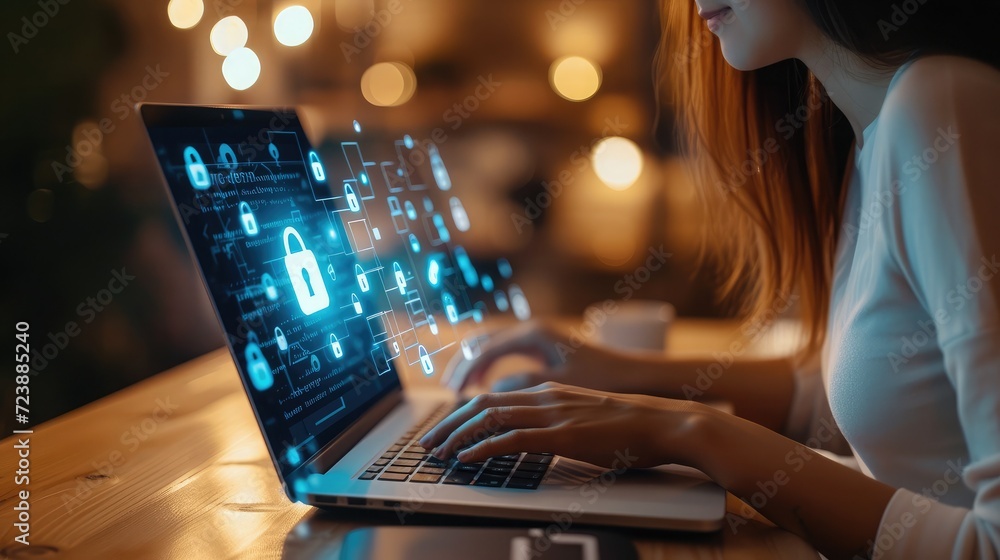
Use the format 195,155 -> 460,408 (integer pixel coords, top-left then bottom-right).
657,0 -> 1000,355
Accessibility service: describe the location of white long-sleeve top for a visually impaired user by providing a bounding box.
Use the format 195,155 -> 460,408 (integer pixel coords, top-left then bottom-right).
820,55 -> 1000,559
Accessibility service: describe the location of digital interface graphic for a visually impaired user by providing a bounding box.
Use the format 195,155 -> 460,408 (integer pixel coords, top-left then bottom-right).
144,107 -> 530,478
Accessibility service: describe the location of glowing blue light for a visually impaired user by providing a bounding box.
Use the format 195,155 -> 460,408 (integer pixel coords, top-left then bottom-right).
495,291 -> 510,312
482,275 -> 494,292
433,214 -> 451,243
428,144 -> 452,191
404,134 -> 414,149
353,120 -> 362,133
454,247 -> 478,287
329,229 -> 337,238
427,259 -> 441,286
287,447 -> 301,466
360,173 -> 369,185
498,258 -> 513,279
409,234 -> 421,253
419,344 -> 434,375
423,197 -> 434,212
404,200 -> 418,221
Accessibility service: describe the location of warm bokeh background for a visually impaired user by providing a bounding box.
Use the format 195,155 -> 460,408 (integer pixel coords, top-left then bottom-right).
1,0 -> 729,427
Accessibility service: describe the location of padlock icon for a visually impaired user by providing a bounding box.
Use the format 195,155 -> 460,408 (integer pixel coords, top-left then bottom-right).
443,292 -> 459,324
218,143 -> 238,170
352,293 -> 362,314
245,336 -> 274,391
426,315 -> 439,335
261,273 -> 279,301
240,202 -> 259,236
418,345 -> 434,375
309,151 -> 326,182
275,327 -> 288,351
345,184 -> 360,213
433,214 -> 451,243
388,196 -> 408,233
428,144 -> 452,191
409,234 -> 421,253
404,200 -> 418,221
427,259 -> 441,287
184,146 -> 211,189
327,263 -> 336,281
330,334 -> 343,359
310,354 -> 321,372
450,197 -> 470,232
282,227 -> 330,316
355,264 -> 370,292
393,262 -> 406,294
268,143 -> 280,165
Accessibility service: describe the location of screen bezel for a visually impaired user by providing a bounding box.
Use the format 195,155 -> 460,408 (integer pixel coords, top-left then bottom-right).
138,103 -> 403,492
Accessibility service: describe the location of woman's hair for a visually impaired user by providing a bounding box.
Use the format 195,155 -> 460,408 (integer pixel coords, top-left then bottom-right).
658,0 -> 1000,355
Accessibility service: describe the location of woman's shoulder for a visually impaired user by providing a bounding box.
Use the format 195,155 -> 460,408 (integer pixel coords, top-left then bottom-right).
880,55 -> 1000,137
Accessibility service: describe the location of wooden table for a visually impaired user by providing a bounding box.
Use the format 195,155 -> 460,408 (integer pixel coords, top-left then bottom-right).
0,320 -> 819,559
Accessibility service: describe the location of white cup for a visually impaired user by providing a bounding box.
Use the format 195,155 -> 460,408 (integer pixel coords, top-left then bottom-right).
587,300 -> 675,354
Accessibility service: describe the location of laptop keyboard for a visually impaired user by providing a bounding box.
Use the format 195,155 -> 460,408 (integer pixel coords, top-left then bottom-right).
358,404 -> 553,490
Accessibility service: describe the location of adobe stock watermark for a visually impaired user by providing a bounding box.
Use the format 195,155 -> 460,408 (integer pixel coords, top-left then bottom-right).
553,245 -> 672,362
7,0 -> 71,54
510,116 -> 629,234
340,0 -> 413,63
889,254 -> 998,371
61,395 -> 180,512
682,290 -> 799,399
878,0 -> 932,40
29,268 -> 136,374
52,64 -> 170,182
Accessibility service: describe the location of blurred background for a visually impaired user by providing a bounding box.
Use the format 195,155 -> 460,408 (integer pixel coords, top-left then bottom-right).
1,0 -> 730,427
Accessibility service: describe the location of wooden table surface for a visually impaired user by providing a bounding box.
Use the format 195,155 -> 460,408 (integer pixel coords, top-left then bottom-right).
0,319 -> 819,560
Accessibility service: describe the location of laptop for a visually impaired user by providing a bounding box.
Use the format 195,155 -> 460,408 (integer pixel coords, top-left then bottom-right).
139,103 -> 725,532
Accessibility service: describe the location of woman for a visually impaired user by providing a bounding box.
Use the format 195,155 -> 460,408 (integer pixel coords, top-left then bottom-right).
420,1 -> 1000,558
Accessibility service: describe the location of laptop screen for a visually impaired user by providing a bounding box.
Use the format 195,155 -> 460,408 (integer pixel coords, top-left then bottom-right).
141,105 -> 530,480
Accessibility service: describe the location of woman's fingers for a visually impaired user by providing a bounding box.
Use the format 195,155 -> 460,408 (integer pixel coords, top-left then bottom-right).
419,391 -> 542,448
432,405 -> 557,459
457,428 -> 557,463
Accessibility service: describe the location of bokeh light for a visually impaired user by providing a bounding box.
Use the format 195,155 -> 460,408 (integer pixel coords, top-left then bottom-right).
167,0 -> 204,29
210,16 -> 248,56
360,62 -> 417,107
592,137 -> 643,190
549,56 -> 602,102
222,47 -> 261,90
274,5 -> 315,47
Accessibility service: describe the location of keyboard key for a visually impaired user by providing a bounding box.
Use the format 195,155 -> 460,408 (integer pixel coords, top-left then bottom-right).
486,459 -> 516,469
474,474 -> 507,487
366,466 -> 383,473
443,471 -> 476,485
522,454 -> 553,464
399,452 -> 429,460
359,471 -> 377,480
498,454 -> 521,460
455,463 -> 482,473
510,470 -> 544,480
387,445 -> 404,452
407,446 -> 429,454
378,472 -> 409,482
373,458 -> 390,467
506,478 -> 542,489
425,456 -> 449,466
418,467 -> 446,475
394,459 -> 420,467
515,463 -> 548,472
381,452 -> 398,460
484,466 -> 513,476
410,473 -> 442,483
385,465 -> 415,474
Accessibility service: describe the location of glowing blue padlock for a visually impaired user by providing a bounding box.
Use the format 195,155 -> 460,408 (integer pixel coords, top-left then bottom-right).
454,247 -> 478,287
327,263 -> 336,281
427,259 -> 441,287
309,151 -> 326,182
218,143 -> 238,170
404,200 -> 418,220
355,264 -> 370,292
275,327 -> 288,351
418,345 -> 434,375
268,143 -> 279,164
409,234 -> 421,253
432,214 -> 451,243
352,293 -> 362,314
428,144 -> 452,191
426,315 -> 439,335
184,146 -> 211,189
393,262 -> 406,294
310,354 -> 321,372
450,197 -> 470,232
442,292 -> 459,324
245,334 -> 273,391
283,227 -> 330,316
240,202 -> 259,236
345,184 -> 360,212
261,273 -> 279,301
481,275 -> 494,292
330,334 -> 343,359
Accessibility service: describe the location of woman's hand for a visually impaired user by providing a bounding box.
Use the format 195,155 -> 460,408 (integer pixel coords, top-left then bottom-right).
454,321 -> 653,394
418,381 -> 713,469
